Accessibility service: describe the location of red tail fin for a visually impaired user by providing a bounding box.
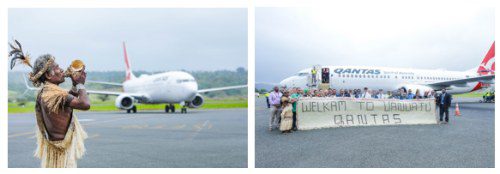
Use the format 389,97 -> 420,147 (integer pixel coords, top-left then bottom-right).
477,42 -> 495,75
123,42 -> 135,81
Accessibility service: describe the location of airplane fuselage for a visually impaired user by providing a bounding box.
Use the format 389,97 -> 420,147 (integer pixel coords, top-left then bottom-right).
280,66 -> 489,94
123,71 -> 198,104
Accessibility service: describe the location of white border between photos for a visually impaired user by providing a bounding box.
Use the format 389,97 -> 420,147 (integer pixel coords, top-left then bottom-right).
0,0 -> 498,174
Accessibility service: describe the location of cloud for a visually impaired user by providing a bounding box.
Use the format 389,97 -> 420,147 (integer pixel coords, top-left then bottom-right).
9,8 -> 247,72
256,6 -> 494,83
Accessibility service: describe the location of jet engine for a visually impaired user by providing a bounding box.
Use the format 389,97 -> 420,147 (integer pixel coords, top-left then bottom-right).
187,94 -> 204,108
115,94 -> 134,110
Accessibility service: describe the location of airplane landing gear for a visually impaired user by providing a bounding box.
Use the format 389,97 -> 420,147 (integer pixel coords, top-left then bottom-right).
165,105 -> 170,113
165,104 -> 175,113
181,106 -> 187,114
127,105 -> 137,113
170,104 -> 175,113
180,101 -> 187,114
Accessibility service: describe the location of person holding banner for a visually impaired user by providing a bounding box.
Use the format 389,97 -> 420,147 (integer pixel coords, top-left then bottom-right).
354,89 -> 361,98
279,96 -> 294,133
362,87 -> 372,98
429,91 -> 436,99
415,89 -> 423,99
269,86 -> 283,131
374,89 -> 385,99
407,89 -> 415,99
347,89 -> 353,98
290,89 -> 301,131
387,91 -> 394,99
436,89 -> 452,124
399,88 -> 407,100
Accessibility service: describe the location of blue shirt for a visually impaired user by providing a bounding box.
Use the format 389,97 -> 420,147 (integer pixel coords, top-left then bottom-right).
441,93 -> 445,105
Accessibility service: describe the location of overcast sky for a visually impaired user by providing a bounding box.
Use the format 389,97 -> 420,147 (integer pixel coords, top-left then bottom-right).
9,8 -> 247,72
256,7 -> 494,83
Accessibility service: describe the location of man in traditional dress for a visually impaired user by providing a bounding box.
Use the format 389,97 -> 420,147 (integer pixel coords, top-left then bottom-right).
10,40 -> 91,168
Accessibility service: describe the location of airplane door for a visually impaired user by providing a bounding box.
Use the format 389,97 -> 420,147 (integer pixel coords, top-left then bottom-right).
321,68 -> 330,84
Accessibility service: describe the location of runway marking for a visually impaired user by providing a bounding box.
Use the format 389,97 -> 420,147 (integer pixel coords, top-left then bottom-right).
122,124 -> 149,129
82,115 -> 153,126
189,120 -> 210,140
151,124 -> 165,129
172,124 -> 186,130
10,115 -> 153,139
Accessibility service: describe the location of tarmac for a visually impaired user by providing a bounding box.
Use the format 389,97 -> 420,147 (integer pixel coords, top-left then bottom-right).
9,109 -> 248,168
255,97 -> 495,168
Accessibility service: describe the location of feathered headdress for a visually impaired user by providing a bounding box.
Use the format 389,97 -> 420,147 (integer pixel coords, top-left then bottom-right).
9,39 -> 56,87
9,39 -> 32,69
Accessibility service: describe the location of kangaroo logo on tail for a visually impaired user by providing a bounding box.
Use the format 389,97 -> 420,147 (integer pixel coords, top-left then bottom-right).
123,42 -> 136,81
477,42 -> 495,76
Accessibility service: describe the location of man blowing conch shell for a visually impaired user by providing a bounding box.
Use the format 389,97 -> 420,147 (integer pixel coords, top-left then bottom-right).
9,40 -> 91,168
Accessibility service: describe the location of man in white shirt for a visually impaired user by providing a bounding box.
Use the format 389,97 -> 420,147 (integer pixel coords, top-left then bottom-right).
428,91 -> 436,99
376,89 -> 385,99
362,87 -> 372,98
269,86 -> 283,131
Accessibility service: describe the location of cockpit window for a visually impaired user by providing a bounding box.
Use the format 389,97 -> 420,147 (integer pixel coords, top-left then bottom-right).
153,76 -> 168,82
296,72 -> 309,76
177,79 -> 196,83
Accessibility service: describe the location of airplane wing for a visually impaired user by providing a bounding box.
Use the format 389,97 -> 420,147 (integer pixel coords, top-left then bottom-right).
87,80 -> 123,86
22,75 -> 39,90
197,85 -> 247,93
86,90 -> 123,96
427,75 -> 495,89
23,75 -> 149,101
84,90 -> 150,101
256,82 -> 279,85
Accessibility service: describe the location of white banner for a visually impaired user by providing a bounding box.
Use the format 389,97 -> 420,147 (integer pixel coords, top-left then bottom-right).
297,97 -> 438,130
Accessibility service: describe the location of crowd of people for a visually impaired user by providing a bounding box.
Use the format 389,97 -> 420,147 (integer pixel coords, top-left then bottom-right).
264,86 -> 453,134
265,86 -> 437,102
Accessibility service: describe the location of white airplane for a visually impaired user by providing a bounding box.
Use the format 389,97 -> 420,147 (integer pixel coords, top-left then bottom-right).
280,42 -> 495,94
27,42 -> 247,113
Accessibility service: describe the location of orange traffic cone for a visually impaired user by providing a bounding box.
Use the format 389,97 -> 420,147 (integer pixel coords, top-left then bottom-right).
455,103 -> 461,116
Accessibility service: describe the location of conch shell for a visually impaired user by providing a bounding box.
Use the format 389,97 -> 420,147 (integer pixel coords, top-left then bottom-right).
65,59 -> 85,77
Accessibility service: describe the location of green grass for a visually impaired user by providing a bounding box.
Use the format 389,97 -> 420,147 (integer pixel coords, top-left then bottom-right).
8,97 -> 247,114
454,92 -> 484,98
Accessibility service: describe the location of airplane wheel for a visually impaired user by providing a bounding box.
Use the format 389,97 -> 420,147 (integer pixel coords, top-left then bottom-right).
132,106 -> 137,113
127,109 -> 131,113
181,108 -> 187,114
165,105 -> 170,113
170,105 -> 175,113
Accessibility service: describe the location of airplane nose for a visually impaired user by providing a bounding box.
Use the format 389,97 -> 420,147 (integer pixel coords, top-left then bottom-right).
186,84 -> 198,98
